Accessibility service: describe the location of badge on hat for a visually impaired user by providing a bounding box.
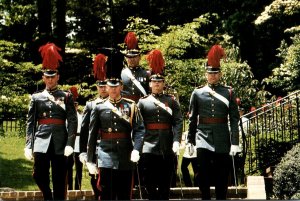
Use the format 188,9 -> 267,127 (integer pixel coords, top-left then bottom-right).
39,43 -> 62,76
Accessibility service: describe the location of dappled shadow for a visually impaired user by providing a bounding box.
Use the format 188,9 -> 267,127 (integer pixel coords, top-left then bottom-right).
0,153 -> 38,190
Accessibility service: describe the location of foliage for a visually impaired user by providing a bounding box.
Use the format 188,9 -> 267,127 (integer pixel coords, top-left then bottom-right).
273,143 -> 300,199
124,16 -> 269,112
255,0 -> 300,25
255,138 -> 292,175
263,34 -> 300,92
0,40 -> 39,113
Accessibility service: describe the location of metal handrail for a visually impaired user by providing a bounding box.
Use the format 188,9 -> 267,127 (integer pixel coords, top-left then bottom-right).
240,90 -> 300,177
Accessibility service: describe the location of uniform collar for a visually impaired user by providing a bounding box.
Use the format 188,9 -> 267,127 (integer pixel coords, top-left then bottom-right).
152,92 -> 164,97
129,66 -> 141,71
207,83 -> 220,88
99,95 -> 109,100
46,87 -> 58,93
109,96 -> 122,103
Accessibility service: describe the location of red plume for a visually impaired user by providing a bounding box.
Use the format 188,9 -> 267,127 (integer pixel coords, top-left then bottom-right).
39,43 -> 63,70
207,45 -> 225,67
147,49 -> 165,74
69,86 -> 78,101
124,32 -> 138,50
93,53 -> 107,81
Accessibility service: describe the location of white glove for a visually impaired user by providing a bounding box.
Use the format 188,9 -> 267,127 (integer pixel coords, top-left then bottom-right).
186,143 -> 195,156
130,150 -> 140,163
24,148 -> 33,160
172,141 -> 180,155
229,145 -> 242,156
86,162 -> 98,175
64,146 -> 74,157
79,152 -> 88,164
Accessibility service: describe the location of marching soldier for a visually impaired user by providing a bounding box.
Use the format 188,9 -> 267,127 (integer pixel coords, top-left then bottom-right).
24,43 -> 77,200
85,54 -> 145,200
121,31 -> 150,102
137,49 -> 183,200
187,45 -> 241,200
78,53 -> 109,200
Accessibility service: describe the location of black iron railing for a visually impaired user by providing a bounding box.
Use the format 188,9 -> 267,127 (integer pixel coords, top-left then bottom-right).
240,90 -> 300,176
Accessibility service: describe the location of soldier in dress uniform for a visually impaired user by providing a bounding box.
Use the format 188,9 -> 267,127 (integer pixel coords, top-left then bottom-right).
24,43 -> 78,200
137,49 -> 183,200
187,45 -> 241,200
121,31 -> 150,102
78,53 -> 109,200
85,56 -> 145,200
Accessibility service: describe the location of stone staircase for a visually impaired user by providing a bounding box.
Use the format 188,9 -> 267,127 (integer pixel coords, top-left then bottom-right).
0,176 -> 266,200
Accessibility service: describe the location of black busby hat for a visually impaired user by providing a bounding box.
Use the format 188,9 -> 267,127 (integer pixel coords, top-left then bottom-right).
147,49 -> 165,81
98,47 -> 124,86
93,53 -> 108,86
39,43 -> 62,76
206,45 -> 225,73
123,32 -> 140,58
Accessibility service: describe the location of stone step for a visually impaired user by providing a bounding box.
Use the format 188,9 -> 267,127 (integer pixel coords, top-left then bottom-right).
0,187 -> 247,200
0,176 -> 265,200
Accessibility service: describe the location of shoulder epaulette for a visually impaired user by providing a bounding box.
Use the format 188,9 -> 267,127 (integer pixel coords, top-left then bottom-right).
197,85 -> 204,89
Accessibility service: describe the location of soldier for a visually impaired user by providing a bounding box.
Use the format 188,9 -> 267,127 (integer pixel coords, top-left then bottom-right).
187,45 -> 241,200
121,31 -> 150,102
78,53 -> 109,200
24,43 -> 77,200
85,54 -> 145,200
137,49 -> 183,200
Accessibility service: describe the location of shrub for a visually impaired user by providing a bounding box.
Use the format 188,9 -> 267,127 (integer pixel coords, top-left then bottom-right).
273,143 -> 300,199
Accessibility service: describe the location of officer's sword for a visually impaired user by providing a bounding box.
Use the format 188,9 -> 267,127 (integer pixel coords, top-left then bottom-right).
136,162 -> 143,199
231,154 -> 238,194
175,153 -> 184,199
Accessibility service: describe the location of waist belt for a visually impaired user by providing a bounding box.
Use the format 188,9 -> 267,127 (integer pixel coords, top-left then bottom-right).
198,117 -> 228,124
122,95 -> 140,102
101,132 -> 129,140
38,118 -> 65,125
146,123 -> 171,130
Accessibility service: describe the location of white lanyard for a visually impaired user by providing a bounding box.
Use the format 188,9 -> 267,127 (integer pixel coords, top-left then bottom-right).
123,67 -> 147,96
103,100 -> 130,123
203,85 -> 229,108
146,95 -> 173,115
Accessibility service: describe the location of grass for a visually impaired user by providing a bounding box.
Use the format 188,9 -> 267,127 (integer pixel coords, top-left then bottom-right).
0,134 -> 96,191
0,133 -> 195,191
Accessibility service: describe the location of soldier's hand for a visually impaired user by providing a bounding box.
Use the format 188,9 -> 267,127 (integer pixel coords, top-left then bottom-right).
172,141 -> 180,155
64,146 -> 74,157
86,162 -> 98,175
229,145 -> 241,156
79,152 -> 88,164
130,150 -> 140,163
24,148 -> 33,160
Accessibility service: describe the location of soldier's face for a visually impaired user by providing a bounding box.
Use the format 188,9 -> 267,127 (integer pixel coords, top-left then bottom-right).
42,74 -> 59,90
97,85 -> 108,98
150,80 -> 165,94
206,72 -> 222,84
107,85 -> 123,100
125,55 -> 140,67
